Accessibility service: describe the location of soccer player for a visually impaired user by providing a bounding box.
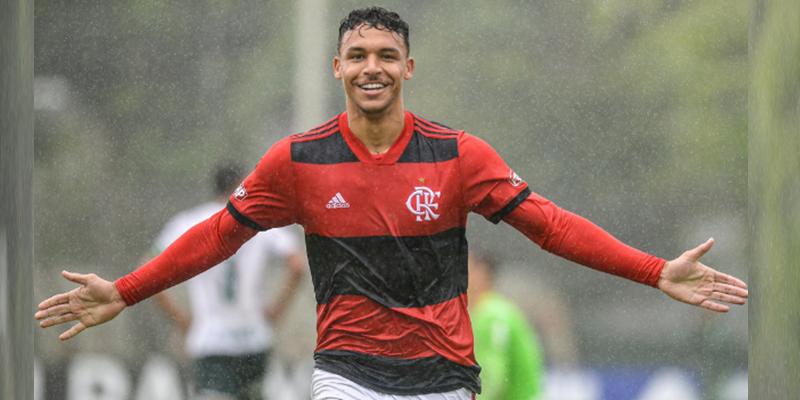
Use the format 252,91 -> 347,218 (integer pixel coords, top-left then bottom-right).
150,164 -> 305,400
36,7 -> 748,400
468,250 -> 544,400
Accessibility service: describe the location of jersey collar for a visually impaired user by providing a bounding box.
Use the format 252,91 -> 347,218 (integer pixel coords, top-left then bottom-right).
338,110 -> 414,165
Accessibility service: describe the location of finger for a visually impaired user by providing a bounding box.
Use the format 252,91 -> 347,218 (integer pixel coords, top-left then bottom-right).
716,272 -> 748,289
699,299 -> 729,313
34,304 -> 72,320
38,293 -> 70,310
685,238 -> 714,261
39,312 -> 78,328
59,323 -> 87,341
62,270 -> 91,285
714,283 -> 749,299
710,292 -> 747,305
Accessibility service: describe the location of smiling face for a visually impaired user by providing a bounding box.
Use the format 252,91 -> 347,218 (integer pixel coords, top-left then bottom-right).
334,25 -> 415,118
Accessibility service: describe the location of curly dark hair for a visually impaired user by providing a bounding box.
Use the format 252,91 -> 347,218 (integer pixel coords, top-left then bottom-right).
337,7 -> 410,54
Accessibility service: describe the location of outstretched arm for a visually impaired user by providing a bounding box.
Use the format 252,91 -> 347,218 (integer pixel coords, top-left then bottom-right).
503,193 -> 747,312
36,208 -> 257,340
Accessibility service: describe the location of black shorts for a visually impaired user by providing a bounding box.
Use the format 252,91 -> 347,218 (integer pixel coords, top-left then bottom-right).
193,351 -> 270,400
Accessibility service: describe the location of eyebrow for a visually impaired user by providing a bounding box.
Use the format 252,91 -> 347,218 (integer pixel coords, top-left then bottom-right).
345,46 -> 402,54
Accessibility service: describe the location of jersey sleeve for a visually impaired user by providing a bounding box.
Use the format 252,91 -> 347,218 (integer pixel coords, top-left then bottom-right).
458,133 -> 531,223
503,192 -> 666,287
226,137 -> 297,230
114,208 -> 258,305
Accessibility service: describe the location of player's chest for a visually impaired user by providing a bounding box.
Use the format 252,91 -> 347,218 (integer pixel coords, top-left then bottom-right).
293,162 -> 464,236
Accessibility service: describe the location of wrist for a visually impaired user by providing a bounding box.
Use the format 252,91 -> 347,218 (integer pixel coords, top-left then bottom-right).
109,284 -> 128,309
656,260 -> 670,289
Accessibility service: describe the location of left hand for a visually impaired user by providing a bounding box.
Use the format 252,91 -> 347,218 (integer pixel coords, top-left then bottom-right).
658,238 -> 748,312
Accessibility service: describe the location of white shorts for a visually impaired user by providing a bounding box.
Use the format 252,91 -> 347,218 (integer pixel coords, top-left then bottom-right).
311,369 -> 474,400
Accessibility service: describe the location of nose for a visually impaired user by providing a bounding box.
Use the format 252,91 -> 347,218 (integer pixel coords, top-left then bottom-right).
363,54 -> 382,76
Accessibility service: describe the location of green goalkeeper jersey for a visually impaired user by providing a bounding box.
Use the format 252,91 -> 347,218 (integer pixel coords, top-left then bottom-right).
472,291 -> 544,400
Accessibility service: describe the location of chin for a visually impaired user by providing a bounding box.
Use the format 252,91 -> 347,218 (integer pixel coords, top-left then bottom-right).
356,103 -> 392,116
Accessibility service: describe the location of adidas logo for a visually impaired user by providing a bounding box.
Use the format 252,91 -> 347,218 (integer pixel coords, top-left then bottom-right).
325,192 -> 350,209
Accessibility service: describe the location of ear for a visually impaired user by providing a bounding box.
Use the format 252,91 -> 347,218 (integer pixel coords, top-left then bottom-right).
404,56 -> 415,80
333,56 -> 342,80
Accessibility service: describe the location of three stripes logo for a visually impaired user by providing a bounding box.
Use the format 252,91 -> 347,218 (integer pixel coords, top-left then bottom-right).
326,192 -> 351,209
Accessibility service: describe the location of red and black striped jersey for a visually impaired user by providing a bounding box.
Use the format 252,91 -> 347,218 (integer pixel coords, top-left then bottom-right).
227,110 -> 531,394
116,109 -> 664,394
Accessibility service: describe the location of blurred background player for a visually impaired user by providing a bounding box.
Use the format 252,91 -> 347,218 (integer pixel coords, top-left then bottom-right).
469,250 -> 544,400
150,163 -> 305,400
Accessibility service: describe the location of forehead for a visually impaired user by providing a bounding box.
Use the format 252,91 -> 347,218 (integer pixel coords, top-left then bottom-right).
339,25 -> 407,53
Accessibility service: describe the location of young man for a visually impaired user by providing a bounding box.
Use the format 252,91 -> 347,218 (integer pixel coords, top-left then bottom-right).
36,7 -> 748,400
150,164 -> 305,400
468,251 -> 544,400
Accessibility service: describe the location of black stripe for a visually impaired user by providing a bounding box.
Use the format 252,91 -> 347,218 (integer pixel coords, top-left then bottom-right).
291,131 -> 359,164
414,123 -> 459,137
415,117 -> 457,132
397,131 -> 458,163
292,126 -> 337,141
306,227 -> 468,307
488,187 -> 531,224
315,350 -> 480,395
226,202 -> 267,231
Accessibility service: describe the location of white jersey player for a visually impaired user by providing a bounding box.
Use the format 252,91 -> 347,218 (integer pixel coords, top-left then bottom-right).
151,164 -> 305,400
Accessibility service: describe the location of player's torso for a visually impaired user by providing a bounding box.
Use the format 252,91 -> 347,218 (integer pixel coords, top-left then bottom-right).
288,120 -> 470,308
280,113 -> 481,394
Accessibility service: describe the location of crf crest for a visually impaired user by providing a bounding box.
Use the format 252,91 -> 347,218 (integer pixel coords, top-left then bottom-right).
406,186 -> 441,222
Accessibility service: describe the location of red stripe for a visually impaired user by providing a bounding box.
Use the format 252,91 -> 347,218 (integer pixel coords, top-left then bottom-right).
414,117 -> 459,135
292,125 -> 339,142
414,124 -> 459,137
316,294 -> 476,367
414,126 -> 461,140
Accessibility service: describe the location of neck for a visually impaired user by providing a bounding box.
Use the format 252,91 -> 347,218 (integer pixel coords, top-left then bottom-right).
346,102 -> 406,154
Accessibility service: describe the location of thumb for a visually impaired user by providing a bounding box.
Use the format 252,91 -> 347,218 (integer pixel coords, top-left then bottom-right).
685,238 -> 714,261
62,270 -> 90,285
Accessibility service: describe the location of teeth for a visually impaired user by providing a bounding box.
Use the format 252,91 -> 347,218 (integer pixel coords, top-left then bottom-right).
360,83 -> 385,90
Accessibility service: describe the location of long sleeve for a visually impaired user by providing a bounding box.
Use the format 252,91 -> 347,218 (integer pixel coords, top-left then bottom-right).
114,209 -> 257,305
503,192 -> 665,287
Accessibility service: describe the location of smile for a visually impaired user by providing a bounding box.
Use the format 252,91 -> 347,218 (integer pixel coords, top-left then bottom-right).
358,82 -> 388,91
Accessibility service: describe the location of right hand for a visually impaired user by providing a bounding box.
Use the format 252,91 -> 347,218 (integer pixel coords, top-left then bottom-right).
35,271 -> 127,341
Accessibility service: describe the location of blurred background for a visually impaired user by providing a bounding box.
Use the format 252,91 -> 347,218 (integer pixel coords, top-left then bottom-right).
31,0 -> 756,399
